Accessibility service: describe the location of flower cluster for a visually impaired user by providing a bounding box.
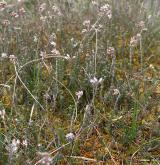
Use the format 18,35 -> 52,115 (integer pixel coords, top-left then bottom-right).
6,139 -> 20,155
136,21 -> 148,32
107,46 -> 115,56
2,19 -> 10,26
99,4 -> 112,19
75,90 -> 83,100
52,5 -> 62,16
39,3 -> 47,13
90,77 -> 103,86
82,20 -> 91,33
66,132 -> 75,142
38,152 -> 53,165
130,34 -> 140,47
0,1 -> 7,11
9,54 -> 17,63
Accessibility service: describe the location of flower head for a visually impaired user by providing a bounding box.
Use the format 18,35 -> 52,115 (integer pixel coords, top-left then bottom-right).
107,47 -> 115,56
90,77 -> 103,86
66,132 -> 75,142
113,89 -> 120,95
1,52 -> 8,58
75,91 -> 83,100
99,4 -> 112,19
38,152 -> 53,165
39,3 -> 46,13
6,139 -> 20,155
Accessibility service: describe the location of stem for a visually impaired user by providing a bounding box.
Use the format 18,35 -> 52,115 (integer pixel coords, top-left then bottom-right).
94,29 -> 98,75
139,35 -> 143,74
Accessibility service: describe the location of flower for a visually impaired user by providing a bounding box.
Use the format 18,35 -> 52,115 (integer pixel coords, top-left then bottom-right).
0,1 -> 7,9
1,53 -> 8,58
113,89 -> 120,95
0,109 -> 5,119
107,47 -> 115,55
83,20 -> 90,27
66,133 -> 75,142
22,139 -> 28,147
2,20 -> 10,26
6,139 -> 20,155
19,8 -> 26,15
10,11 -> 19,18
37,152 -> 53,165
52,5 -> 62,16
130,36 -> 139,47
9,55 -> 16,63
40,16 -> 47,22
50,41 -> 56,47
91,24 -> 103,32
33,35 -> 38,42
76,91 -> 83,100
90,77 -> 103,86
99,4 -> 112,19
51,48 -> 60,55
39,3 -> 46,13
81,29 -> 87,33
92,1 -> 98,6
40,51 -> 46,58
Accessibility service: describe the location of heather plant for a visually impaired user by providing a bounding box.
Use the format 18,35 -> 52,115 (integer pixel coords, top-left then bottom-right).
0,0 -> 160,164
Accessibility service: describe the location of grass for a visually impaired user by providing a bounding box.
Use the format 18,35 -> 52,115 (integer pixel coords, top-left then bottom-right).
0,0 -> 160,164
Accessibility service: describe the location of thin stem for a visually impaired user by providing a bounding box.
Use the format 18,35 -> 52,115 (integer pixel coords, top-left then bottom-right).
94,29 -> 98,75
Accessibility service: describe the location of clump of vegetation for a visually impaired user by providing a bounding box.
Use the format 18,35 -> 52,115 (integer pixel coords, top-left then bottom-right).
0,0 -> 160,164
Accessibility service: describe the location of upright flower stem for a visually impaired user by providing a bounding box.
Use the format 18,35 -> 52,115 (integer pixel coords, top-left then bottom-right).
111,55 -> 116,85
139,35 -> 143,74
94,29 -> 98,76
129,47 -> 133,69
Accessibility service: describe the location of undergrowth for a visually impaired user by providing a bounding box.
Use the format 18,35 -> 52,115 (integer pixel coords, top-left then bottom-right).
0,0 -> 160,164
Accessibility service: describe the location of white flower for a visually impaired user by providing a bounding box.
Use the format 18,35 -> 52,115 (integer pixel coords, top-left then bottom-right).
107,47 -> 115,55
9,55 -> 16,63
2,20 -> 10,26
66,133 -> 75,142
76,91 -> 83,100
90,77 -> 103,86
50,41 -> 56,47
0,109 -> 5,119
0,1 -> 7,9
149,64 -> 154,70
130,36 -> 139,47
22,139 -> 28,147
33,36 -> 38,42
6,139 -> 20,155
82,29 -> 87,33
38,152 -> 53,165
51,48 -> 60,55
39,3 -> 46,13
113,89 -> 120,95
1,53 -> 7,58
64,54 -> 71,60
49,33 -> 56,41
10,11 -> 19,18
83,20 -> 90,27
40,51 -> 46,57
19,7 -> 26,15
99,4 -> 112,19
92,1 -> 98,6
52,5 -> 62,16
40,16 -> 47,22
